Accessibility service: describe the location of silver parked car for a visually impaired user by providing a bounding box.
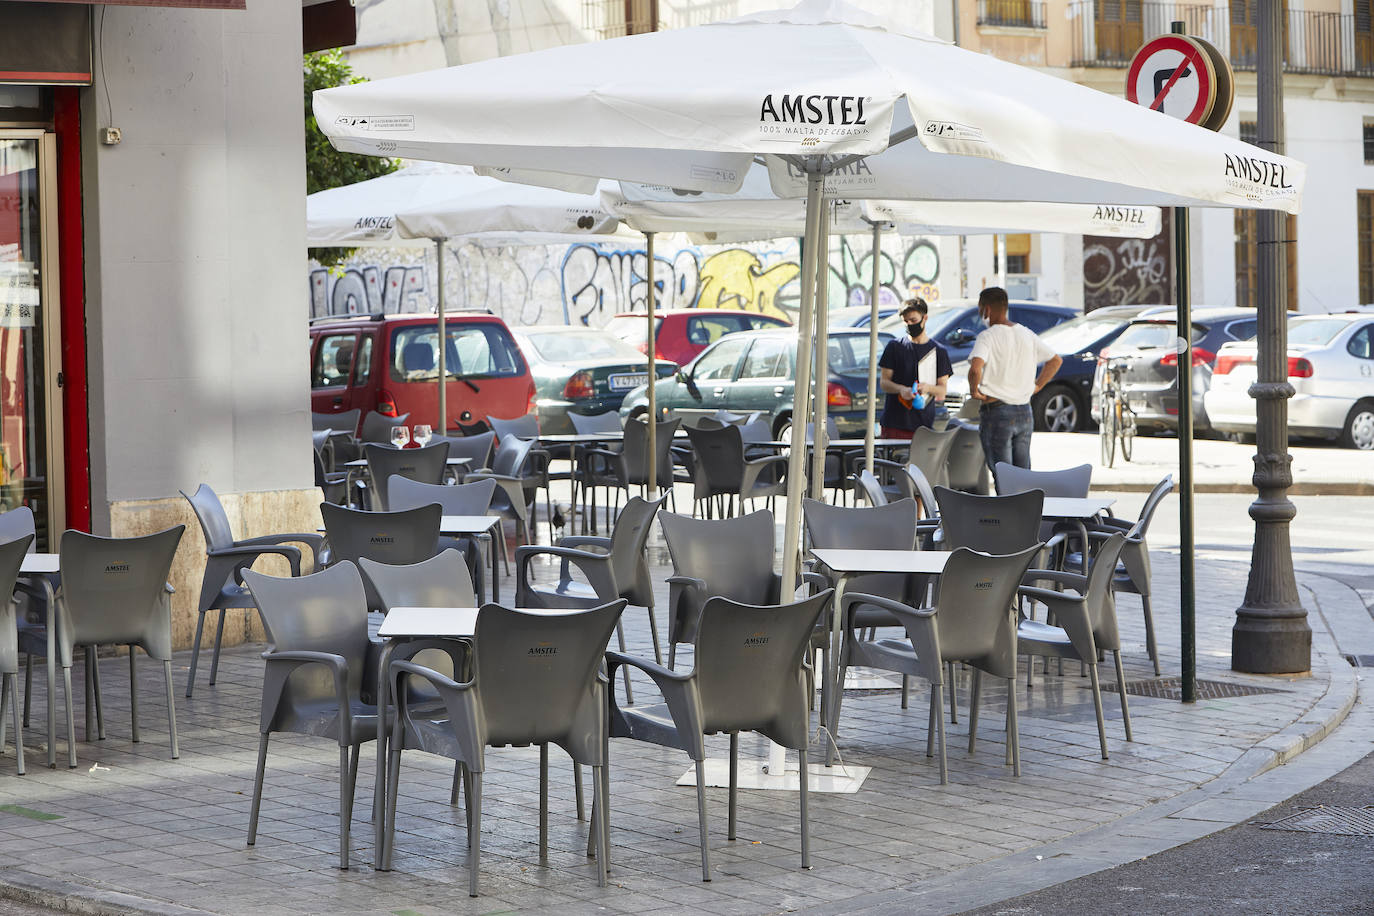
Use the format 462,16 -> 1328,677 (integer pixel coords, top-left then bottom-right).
1203,311 -> 1374,450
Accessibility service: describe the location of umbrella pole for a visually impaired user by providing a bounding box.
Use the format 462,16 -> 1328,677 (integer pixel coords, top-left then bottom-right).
645,231 -> 657,496
864,220 -> 883,475
809,202 -> 831,501
435,238 -> 447,432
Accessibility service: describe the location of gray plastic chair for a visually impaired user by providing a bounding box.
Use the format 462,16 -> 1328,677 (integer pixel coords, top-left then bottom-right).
836,543 -> 1041,782
1062,475 -> 1173,675
607,589 -> 832,881
896,464 -> 943,548
853,469 -> 889,507
319,503 -> 442,612
583,417 -> 681,522
388,477 -> 496,599
489,413 -> 540,443
382,599 -> 628,894
683,425 -> 788,519
945,421 -> 991,494
934,486 -> 1045,555
362,441 -> 450,511
517,497 -> 665,698
569,411 -> 623,436
358,548 -> 476,687
182,484 -> 325,698
26,527 -> 185,769
659,509 -> 784,667
906,426 -> 957,490
313,408 -> 361,435
466,434 -> 536,551
0,532 -> 34,774
360,411 -> 411,444
995,462 -> 1092,498
1018,532 -> 1134,760
439,430 -> 496,480
242,562 -> 379,870
4,508 -> 57,765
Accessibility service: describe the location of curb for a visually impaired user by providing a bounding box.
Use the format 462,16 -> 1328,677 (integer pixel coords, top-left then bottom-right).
1090,480 -> 1374,496
0,871 -> 213,916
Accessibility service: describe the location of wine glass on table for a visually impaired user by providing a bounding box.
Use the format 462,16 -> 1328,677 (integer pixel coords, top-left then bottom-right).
412,424 -> 433,448
390,425 -> 411,449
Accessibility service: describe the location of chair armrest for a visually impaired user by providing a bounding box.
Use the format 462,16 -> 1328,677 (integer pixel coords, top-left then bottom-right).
514,544 -> 615,607
239,533 -> 327,570
260,649 -> 353,739
1020,568 -> 1086,592
840,591 -> 942,682
210,544 -> 303,578
801,570 -> 831,593
1016,586 -> 1096,660
556,535 -> 612,552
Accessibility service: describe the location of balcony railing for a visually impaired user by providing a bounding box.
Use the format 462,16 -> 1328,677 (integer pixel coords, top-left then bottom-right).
1066,1 -> 1374,78
978,0 -> 1047,30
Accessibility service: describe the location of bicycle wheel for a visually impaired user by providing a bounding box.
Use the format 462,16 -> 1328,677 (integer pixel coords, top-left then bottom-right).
1099,393 -> 1116,467
1119,404 -> 1136,463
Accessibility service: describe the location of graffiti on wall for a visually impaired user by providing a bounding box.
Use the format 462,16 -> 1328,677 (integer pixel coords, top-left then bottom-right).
308,234 -> 942,327
1082,210 -> 1172,310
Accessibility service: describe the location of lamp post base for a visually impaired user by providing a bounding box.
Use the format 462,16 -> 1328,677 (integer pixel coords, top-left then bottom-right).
1232,609 -> 1311,674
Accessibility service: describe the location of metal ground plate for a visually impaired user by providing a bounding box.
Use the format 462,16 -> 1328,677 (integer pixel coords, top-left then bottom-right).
1258,806 -> 1374,836
1100,676 -> 1287,700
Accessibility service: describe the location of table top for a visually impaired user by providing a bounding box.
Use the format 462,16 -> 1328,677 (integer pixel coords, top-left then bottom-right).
809,548 -> 951,576
379,605 -> 583,639
343,457 -> 472,468
1040,496 -> 1115,518
759,438 -> 912,449
20,553 -> 59,575
440,515 -> 502,535
538,429 -> 689,445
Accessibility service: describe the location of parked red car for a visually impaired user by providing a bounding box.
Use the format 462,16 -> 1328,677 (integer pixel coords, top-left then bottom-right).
309,312 -> 534,433
605,308 -> 791,367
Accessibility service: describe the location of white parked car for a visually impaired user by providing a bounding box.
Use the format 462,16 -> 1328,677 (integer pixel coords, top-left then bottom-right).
1203,312 -> 1374,450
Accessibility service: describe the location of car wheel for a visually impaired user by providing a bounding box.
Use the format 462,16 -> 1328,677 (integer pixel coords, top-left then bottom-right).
772,414 -> 793,442
1340,400 -> 1374,450
1033,385 -> 1082,432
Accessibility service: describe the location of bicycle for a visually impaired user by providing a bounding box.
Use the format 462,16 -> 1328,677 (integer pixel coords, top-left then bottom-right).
1097,357 -> 1136,468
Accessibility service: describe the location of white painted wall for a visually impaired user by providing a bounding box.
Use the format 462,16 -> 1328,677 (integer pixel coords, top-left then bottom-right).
84,2 -> 310,516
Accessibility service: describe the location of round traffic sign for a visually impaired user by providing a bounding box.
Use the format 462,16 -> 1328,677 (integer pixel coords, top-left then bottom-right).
1125,34 -> 1217,126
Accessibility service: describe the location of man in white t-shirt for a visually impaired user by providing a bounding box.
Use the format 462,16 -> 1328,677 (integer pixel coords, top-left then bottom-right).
966,287 -> 1062,490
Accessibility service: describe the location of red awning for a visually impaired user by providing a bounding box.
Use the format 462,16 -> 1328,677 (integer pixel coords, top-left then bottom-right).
12,1 -> 247,8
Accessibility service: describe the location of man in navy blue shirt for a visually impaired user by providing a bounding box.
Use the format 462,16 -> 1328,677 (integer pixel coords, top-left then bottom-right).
877,298 -> 952,440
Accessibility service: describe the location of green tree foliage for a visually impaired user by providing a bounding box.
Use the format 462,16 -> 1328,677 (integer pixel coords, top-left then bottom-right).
304,50 -> 398,267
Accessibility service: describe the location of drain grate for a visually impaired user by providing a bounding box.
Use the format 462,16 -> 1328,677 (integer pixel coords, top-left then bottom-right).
1259,806 -> 1374,836
1100,676 -> 1286,700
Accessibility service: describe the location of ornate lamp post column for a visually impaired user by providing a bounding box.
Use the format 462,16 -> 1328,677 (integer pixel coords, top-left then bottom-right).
1232,0 -> 1310,673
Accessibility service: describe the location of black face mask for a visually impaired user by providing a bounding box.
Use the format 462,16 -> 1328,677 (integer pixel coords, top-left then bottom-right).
906,322 -> 924,339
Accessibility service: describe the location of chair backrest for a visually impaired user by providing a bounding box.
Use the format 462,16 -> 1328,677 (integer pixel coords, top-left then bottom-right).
360,411 -> 411,444
473,600 -> 627,752
934,486 -> 1044,554
489,414 -> 540,444
994,462 -> 1092,498
389,477 -> 497,516
365,441 -> 451,511
358,548 -> 476,612
1119,475 -> 1173,591
932,544 -> 1041,680
622,417 -> 679,489
488,434 -> 536,479
803,497 -> 918,552
182,483 -> 236,552
659,509 -> 776,606
945,422 -> 990,494
711,409 -> 748,426
569,411 -> 623,436
313,408 -> 360,434
1133,474 -> 1174,536
684,424 -> 746,494
692,590 -> 832,748
899,464 -> 939,519
1082,533 -> 1129,653
908,425 -> 958,488
57,526 -> 185,661
605,496 -> 663,601
243,563 -> 372,719
436,430 -> 494,469
0,506 -> 37,552
320,503 -> 442,568
737,416 -> 772,447
0,532 -> 35,672
854,469 -> 889,507
804,418 -> 841,441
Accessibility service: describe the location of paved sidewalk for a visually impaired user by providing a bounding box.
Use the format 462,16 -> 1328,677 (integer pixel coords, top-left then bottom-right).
0,497 -> 1365,916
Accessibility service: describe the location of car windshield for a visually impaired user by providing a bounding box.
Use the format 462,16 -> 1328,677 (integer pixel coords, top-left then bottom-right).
828,333 -> 894,377
522,330 -> 645,363
1038,315 -> 1125,354
1288,318 -> 1351,346
1112,321 -> 1206,351
878,303 -> 962,335
390,323 -> 523,380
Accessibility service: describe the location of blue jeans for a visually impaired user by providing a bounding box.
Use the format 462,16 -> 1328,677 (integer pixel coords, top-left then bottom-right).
979,403 -> 1033,491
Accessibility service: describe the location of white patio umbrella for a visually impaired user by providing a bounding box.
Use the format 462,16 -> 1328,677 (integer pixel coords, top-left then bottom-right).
308,163 -> 627,429
314,0 -> 1305,763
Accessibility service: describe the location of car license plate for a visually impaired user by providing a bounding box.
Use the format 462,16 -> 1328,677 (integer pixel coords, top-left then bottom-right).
609,373 -> 648,391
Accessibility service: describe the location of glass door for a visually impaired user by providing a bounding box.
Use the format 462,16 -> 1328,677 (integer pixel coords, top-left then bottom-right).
0,131 -> 64,549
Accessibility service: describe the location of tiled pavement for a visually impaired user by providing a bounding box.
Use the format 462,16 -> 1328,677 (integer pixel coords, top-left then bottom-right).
0,491 -> 1367,916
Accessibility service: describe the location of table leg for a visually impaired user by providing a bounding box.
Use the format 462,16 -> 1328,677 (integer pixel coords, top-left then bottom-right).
488,529 -> 500,603
823,573 -> 848,767
373,640 -> 395,866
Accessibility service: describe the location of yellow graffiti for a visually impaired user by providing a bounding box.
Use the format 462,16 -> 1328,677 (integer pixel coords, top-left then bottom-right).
908,281 -> 940,302
696,249 -> 800,320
